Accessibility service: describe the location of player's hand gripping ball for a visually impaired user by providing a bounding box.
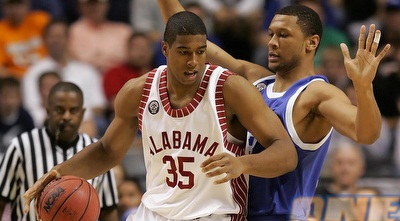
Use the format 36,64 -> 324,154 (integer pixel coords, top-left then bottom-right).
38,175 -> 100,221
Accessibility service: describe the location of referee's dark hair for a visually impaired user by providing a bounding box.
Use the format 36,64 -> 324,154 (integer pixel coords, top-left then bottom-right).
48,82 -> 84,105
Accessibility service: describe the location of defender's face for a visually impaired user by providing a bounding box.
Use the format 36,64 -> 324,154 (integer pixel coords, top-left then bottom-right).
267,15 -> 306,73
46,91 -> 85,143
163,34 -> 207,87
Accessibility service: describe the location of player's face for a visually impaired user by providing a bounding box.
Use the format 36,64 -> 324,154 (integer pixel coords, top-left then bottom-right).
46,91 -> 85,143
163,34 -> 207,87
267,15 -> 307,74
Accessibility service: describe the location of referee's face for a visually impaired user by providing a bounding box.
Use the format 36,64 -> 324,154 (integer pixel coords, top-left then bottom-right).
46,91 -> 85,143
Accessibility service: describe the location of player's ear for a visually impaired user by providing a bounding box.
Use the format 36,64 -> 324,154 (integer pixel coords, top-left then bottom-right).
161,41 -> 168,56
306,35 -> 319,52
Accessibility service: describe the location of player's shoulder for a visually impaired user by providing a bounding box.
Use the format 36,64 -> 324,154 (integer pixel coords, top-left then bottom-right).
123,72 -> 149,92
306,78 -> 341,95
301,77 -> 346,104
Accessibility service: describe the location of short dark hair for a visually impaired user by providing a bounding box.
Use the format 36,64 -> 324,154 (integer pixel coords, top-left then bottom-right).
0,76 -> 20,92
38,71 -> 61,88
276,5 -> 323,43
128,32 -> 150,47
48,82 -> 84,106
43,18 -> 69,38
163,11 -> 207,46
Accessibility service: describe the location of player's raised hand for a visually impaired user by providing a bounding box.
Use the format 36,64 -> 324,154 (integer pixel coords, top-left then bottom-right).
201,153 -> 245,184
340,24 -> 391,87
23,170 -> 61,218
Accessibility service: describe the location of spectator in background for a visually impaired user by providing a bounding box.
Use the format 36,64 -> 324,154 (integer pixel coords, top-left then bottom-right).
315,141 -> 366,220
130,0 -> 164,44
102,32 -> 155,135
318,45 -> 348,90
37,71 -> 61,122
118,177 -> 143,221
154,0 -> 221,66
316,141 -> 365,195
296,0 -> 350,69
0,76 -> 34,156
198,0 -> 264,61
22,18 -> 106,138
0,0 -> 50,79
29,0 -> 64,19
69,0 -> 132,74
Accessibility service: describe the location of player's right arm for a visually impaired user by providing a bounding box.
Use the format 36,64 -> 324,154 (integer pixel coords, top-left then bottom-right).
23,74 -> 149,214
157,0 -> 273,83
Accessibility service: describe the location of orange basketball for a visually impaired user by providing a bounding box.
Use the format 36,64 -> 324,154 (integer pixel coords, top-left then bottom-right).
38,175 -> 100,221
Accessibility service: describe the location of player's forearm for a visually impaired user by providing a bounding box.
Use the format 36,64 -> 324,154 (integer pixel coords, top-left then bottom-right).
157,0 -> 185,23
353,83 -> 382,144
207,42 -> 272,82
241,140 -> 297,178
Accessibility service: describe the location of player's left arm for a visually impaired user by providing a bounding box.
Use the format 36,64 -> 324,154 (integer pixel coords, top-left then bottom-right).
320,24 -> 390,144
201,75 -> 297,184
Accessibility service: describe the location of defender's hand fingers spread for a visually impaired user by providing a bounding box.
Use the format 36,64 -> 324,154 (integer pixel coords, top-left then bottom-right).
376,44 -> 391,63
358,25 -> 366,50
365,24 -> 375,51
340,43 -> 350,60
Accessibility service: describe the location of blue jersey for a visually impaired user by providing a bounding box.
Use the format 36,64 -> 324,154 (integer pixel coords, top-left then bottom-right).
247,75 -> 333,221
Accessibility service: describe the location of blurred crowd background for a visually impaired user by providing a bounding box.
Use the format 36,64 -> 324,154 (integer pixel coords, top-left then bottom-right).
0,0 -> 399,219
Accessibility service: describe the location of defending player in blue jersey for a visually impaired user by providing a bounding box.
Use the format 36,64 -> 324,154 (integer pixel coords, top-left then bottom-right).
156,1 -> 391,220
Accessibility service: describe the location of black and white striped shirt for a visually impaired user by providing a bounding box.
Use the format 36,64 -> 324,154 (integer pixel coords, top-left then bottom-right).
0,128 -> 118,221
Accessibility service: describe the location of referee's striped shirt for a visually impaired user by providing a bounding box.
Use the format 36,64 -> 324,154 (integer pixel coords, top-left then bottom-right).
0,128 -> 118,221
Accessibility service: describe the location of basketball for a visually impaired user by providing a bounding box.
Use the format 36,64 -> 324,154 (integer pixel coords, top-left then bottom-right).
38,175 -> 100,221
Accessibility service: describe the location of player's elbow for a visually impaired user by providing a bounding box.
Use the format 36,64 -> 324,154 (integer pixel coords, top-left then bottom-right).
355,125 -> 381,145
357,131 -> 380,145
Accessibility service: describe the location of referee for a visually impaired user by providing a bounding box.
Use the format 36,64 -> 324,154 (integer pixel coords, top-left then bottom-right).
0,82 -> 119,221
